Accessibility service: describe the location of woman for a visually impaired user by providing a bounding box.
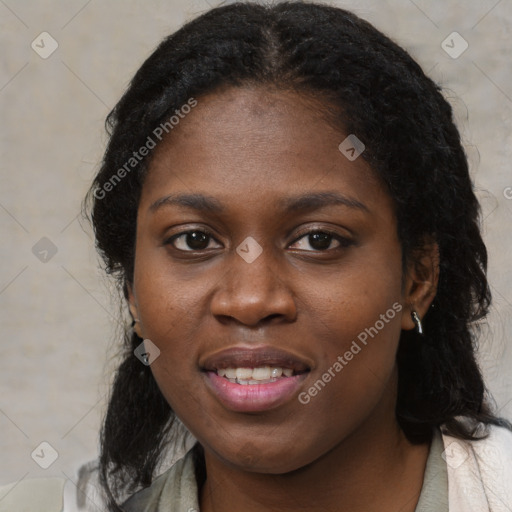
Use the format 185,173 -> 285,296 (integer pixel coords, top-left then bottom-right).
89,2 -> 512,511
8,1 -> 510,511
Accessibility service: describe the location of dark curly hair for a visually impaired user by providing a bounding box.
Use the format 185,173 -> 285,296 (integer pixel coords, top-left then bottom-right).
84,2 -> 511,509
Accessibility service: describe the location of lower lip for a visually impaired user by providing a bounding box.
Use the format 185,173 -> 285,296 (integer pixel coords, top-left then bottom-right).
203,371 -> 308,412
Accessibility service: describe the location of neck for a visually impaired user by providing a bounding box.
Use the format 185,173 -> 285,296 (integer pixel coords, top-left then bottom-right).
199,389 -> 431,512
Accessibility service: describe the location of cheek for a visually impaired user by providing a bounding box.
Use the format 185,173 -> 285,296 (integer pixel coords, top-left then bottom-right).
300,247 -> 403,350
293,250 -> 404,416
133,240 -> 212,335
134,279 -> 207,428
134,275 -> 205,363
132,251 -> 216,411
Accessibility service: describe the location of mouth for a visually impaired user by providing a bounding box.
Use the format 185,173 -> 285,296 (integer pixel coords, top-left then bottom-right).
215,366 -> 299,385
202,346 -> 310,383
201,346 -> 311,412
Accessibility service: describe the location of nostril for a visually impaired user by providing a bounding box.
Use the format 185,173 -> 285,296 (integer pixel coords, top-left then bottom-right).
264,313 -> 284,322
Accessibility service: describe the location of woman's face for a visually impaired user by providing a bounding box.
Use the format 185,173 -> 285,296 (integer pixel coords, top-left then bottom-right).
130,86 -> 414,473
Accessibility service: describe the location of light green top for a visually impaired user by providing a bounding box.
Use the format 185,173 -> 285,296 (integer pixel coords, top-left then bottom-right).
123,428 -> 449,511
3,425 -> 512,510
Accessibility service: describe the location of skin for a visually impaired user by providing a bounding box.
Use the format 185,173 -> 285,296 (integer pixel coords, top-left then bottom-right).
128,86 -> 439,512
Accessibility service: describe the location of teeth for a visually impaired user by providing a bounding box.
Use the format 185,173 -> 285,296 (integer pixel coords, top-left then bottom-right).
235,368 -> 253,380
216,366 -> 294,383
252,367 -> 271,380
225,368 -> 237,379
271,367 -> 283,378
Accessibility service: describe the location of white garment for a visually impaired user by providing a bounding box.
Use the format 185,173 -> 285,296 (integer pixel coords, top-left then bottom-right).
442,426 -> 512,511
1,424 -> 511,511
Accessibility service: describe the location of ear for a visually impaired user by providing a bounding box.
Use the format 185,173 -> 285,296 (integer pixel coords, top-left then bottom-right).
127,282 -> 143,338
401,237 -> 440,331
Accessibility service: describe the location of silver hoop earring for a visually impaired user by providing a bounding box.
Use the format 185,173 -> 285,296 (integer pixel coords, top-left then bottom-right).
411,310 -> 423,335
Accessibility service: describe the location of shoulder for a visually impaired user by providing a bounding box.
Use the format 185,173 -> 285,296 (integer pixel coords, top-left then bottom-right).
473,422 -> 512,455
122,448 -> 199,512
121,469 -> 170,512
469,423 -> 512,478
444,423 -> 512,469
441,423 -> 512,512
0,477 -> 66,512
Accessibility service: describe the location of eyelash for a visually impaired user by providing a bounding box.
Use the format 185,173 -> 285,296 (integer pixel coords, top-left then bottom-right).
165,227 -> 353,253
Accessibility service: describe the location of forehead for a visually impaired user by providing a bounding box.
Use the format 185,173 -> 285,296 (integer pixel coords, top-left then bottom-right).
139,86 -> 388,216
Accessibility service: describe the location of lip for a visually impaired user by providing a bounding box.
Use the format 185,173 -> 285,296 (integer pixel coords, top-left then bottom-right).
201,346 -> 311,372
200,346 -> 312,413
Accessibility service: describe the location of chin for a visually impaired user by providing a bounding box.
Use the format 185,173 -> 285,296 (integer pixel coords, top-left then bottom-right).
206,437 -> 318,474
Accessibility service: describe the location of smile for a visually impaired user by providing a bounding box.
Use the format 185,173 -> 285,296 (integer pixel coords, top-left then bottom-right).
216,366 -> 294,385
201,346 -> 311,412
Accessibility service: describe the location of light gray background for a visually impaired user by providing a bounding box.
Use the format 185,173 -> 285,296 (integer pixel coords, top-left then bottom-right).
1,0 -> 511,490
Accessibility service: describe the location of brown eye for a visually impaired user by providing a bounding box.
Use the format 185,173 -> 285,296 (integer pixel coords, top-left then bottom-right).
307,232 -> 332,250
290,230 -> 353,252
167,230 -> 221,251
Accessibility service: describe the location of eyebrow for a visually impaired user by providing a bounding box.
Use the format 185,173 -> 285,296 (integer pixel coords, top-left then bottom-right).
149,191 -> 369,215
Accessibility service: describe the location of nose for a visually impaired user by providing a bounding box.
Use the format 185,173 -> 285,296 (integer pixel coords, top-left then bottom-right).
210,245 -> 297,327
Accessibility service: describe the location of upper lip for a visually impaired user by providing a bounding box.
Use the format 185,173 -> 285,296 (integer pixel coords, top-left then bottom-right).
201,346 -> 311,373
